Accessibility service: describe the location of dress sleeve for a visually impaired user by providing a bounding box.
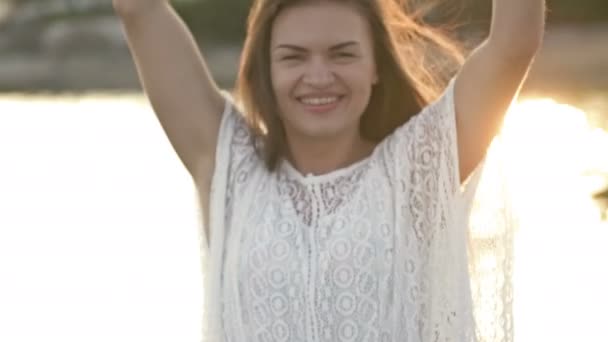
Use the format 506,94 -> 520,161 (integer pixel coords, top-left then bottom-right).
379,79 -> 491,341
202,91 -> 256,342
198,91 -> 235,253
381,79 -> 514,342
378,77 -> 491,249
408,77 -> 459,195
206,91 -> 255,251
381,77 -> 461,202
386,79 -> 514,342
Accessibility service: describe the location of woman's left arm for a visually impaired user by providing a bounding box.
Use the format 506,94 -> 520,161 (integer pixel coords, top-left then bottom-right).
454,0 -> 546,182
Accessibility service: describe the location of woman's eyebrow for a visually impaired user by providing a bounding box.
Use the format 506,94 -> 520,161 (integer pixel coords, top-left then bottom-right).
273,41 -> 360,52
273,44 -> 307,52
329,41 -> 359,51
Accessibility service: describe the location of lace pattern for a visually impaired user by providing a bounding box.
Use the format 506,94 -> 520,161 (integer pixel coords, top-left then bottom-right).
276,161 -> 370,227
199,80 -> 514,342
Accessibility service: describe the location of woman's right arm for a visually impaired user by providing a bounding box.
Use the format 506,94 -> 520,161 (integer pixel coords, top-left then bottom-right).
113,0 -> 224,187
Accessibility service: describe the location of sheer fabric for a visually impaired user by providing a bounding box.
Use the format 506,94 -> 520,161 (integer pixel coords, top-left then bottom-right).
196,79 -> 514,342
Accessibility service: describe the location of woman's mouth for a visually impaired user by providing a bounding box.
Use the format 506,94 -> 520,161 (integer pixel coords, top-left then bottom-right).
297,95 -> 344,114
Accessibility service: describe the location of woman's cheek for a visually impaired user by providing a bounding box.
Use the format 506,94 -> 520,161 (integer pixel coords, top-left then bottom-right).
272,68 -> 297,97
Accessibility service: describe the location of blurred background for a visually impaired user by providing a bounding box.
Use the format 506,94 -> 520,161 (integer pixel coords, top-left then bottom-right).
0,0 -> 607,341
0,0 -> 607,93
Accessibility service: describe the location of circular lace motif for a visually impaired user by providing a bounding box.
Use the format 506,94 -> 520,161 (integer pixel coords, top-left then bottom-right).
334,217 -> 347,232
270,240 -> 290,261
276,220 -> 295,237
272,320 -> 290,342
270,293 -> 289,316
333,265 -> 355,289
268,266 -> 288,289
338,319 -> 359,342
330,238 -> 352,261
336,292 -> 357,316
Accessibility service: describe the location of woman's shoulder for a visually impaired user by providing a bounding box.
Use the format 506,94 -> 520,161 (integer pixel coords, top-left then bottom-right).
217,90 -> 259,150
214,91 -> 267,181
373,78 -> 459,189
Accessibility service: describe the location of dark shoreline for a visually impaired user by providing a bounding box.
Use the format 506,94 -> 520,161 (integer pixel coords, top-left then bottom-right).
1,24 -> 607,95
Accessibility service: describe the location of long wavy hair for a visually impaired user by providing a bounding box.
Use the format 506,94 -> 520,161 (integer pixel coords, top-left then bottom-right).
235,0 -> 465,171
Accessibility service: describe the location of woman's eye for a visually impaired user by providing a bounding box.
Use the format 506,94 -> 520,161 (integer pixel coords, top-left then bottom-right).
281,55 -> 301,61
334,52 -> 356,59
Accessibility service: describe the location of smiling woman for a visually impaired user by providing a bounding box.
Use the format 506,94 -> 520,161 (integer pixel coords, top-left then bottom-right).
237,0 -> 464,174
267,2 -> 380,173
110,0 -> 545,341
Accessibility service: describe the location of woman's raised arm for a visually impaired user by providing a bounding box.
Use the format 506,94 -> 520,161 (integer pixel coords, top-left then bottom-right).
454,0 -> 545,182
113,0 -> 224,186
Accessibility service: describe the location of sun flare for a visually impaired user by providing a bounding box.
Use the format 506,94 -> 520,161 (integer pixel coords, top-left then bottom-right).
496,98 -> 608,227
476,98 -> 608,342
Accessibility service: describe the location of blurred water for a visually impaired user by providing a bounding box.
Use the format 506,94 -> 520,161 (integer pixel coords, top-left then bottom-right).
0,93 -> 607,342
0,93 -> 204,342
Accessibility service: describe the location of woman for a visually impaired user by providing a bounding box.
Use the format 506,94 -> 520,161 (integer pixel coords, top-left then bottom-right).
113,0 -> 545,341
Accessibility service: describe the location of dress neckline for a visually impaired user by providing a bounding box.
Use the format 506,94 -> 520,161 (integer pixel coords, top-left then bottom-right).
278,142 -> 382,185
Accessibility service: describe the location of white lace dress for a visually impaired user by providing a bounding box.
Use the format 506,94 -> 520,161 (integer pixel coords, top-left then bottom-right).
199,79 -> 512,342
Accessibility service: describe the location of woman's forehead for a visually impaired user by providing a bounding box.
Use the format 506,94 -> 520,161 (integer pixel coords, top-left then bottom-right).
270,2 -> 372,48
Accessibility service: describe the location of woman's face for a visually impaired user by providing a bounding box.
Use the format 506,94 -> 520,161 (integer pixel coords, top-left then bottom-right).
270,1 -> 378,144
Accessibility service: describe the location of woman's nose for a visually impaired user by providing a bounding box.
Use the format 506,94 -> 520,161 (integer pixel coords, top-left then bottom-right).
302,58 -> 335,88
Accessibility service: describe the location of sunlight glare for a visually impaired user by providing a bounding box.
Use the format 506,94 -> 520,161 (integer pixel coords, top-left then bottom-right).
0,94 -> 606,342
0,94 -> 204,342
491,98 -> 608,342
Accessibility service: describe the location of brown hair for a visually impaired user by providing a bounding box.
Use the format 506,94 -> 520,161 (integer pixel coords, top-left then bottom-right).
235,0 -> 465,171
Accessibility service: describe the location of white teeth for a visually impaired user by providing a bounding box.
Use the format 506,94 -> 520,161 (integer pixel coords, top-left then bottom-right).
300,97 -> 339,106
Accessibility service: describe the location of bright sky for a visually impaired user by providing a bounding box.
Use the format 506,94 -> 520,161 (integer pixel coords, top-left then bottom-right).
0,94 -> 606,342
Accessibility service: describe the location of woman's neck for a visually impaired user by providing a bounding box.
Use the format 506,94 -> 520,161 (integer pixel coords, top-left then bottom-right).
285,133 -> 376,176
